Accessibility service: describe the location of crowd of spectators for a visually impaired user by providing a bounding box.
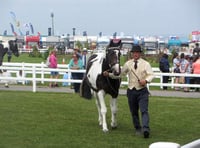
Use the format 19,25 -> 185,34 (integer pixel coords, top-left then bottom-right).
160,43 -> 200,92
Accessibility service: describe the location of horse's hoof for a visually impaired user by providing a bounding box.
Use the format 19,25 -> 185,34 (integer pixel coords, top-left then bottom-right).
102,129 -> 109,133
111,126 -> 117,130
111,122 -> 117,129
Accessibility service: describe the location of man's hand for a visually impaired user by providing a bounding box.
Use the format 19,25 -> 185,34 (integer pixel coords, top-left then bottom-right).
103,71 -> 109,77
139,79 -> 147,86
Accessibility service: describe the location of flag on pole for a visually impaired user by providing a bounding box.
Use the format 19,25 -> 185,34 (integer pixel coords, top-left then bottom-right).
29,23 -> 34,34
10,23 -> 15,33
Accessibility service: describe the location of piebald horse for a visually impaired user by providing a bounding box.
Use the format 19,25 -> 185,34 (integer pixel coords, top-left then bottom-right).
0,39 -> 19,66
80,39 -> 121,132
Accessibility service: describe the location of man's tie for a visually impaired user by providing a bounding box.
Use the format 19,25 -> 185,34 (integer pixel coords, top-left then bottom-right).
134,60 -> 138,70
83,55 -> 86,68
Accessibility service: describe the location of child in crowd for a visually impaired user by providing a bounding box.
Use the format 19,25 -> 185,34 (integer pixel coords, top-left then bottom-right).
174,62 -> 181,90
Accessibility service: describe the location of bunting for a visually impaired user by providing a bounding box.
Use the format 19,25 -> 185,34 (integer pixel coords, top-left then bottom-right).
9,11 -> 23,36
9,23 -> 17,36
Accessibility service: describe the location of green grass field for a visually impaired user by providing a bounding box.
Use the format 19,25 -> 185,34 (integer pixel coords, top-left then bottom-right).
0,91 -> 199,148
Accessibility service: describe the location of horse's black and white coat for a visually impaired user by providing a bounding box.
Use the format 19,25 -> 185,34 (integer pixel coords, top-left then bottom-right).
0,39 -> 19,66
81,39 -> 121,132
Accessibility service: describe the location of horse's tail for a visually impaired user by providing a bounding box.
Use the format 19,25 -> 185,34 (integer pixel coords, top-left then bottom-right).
80,76 -> 92,100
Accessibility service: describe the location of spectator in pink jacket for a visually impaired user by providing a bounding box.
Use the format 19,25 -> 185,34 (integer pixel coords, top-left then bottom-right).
192,55 -> 200,92
49,50 -> 59,87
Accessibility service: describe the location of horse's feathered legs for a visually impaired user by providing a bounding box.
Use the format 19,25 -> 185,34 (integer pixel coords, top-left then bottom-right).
95,90 -> 109,132
95,96 -> 102,126
110,98 -> 118,129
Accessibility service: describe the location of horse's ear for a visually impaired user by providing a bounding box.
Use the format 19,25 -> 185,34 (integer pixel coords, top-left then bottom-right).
108,39 -> 121,48
118,39 -> 121,45
106,49 -> 108,55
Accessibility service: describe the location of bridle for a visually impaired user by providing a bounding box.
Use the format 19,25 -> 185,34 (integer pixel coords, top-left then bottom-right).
105,47 -> 121,75
104,47 -> 121,94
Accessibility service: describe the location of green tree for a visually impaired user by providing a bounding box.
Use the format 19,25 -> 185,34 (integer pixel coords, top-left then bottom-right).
29,46 -> 42,58
75,41 -> 83,49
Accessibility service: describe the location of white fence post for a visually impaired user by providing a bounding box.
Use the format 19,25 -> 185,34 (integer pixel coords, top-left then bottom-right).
22,62 -> 25,85
32,65 -> 36,92
171,75 -> 175,89
68,68 -> 71,86
41,62 -> 45,84
160,76 -> 163,89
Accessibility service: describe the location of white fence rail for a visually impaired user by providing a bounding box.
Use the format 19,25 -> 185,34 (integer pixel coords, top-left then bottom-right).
18,48 -> 48,53
0,62 -> 200,92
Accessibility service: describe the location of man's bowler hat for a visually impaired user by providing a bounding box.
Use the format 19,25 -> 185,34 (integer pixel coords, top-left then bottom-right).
131,45 -> 142,52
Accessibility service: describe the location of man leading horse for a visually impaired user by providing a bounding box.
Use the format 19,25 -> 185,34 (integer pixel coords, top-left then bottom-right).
103,45 -> 154,138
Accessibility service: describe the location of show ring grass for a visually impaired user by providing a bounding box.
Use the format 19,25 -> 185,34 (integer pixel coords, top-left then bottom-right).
0,91 -> 199,148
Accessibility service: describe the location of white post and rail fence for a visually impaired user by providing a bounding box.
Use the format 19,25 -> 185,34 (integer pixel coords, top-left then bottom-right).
0,62 -> 200,92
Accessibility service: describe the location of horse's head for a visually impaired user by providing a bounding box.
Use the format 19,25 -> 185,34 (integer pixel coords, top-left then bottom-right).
105,39 -> 122,76
106,48 -> 121,76
8,39 -> 19,57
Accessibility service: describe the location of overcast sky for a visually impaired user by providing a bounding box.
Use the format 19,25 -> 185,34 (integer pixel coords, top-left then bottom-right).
1,0 -> 199,37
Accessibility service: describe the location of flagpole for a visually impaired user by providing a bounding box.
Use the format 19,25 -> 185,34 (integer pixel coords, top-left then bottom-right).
51,12 -> 54,36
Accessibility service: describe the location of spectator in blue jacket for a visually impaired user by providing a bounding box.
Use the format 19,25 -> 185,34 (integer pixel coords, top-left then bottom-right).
68,53 -> 84,93
159,53 -> 170,90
